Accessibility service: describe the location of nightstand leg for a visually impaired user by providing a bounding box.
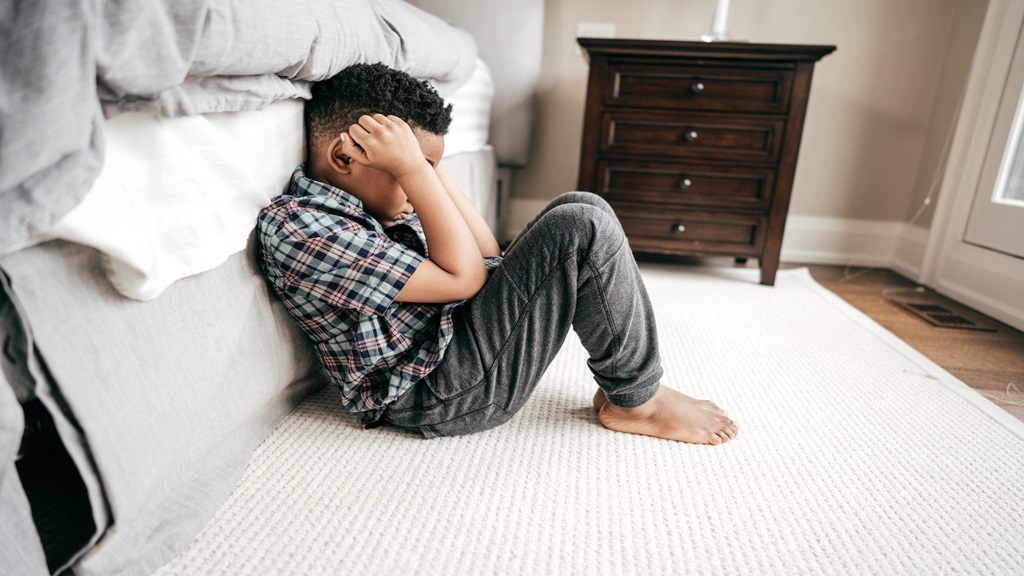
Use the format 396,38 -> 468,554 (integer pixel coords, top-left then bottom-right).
759,257 -> 778,286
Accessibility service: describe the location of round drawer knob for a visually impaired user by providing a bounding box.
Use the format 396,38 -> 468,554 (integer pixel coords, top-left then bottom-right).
684,130 -> 699,142
691,82 -> 705,94
671,223 -> 686,235
678,177 -> 693,189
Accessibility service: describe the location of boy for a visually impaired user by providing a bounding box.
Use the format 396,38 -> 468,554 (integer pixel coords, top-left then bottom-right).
257,63 -> 737,445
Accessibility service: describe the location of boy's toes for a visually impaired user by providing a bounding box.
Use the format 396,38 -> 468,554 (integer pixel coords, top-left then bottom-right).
713,429 -> 732,445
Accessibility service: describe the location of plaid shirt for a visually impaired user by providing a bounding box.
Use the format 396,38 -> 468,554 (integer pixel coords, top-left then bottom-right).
257,166 -> 500,426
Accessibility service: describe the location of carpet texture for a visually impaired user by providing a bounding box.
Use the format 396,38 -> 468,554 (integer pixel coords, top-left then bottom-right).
154,266 -> 1024,575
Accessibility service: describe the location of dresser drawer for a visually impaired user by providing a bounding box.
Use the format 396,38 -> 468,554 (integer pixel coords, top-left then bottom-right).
596,159 -> 774,211
617,209 -> 765,255
602,111 -> 784,162
605,61 -> 793,114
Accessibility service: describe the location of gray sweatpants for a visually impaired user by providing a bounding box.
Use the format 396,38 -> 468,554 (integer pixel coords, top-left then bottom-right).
382,192 -> 663,437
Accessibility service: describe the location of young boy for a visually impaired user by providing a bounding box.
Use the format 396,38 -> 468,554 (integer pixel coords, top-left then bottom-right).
257,63 -> 738,445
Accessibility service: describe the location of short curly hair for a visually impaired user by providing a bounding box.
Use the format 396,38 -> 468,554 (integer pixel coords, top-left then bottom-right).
305,62 -> 453,156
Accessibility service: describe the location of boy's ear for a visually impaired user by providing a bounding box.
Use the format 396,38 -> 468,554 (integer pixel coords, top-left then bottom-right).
325,136 -> 354,175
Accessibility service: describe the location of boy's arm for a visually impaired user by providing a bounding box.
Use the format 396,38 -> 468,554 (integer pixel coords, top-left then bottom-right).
342,114 -> 487,303
434,163 -> 501,258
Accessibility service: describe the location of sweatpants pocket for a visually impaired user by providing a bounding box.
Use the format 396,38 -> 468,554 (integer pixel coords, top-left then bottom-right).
420,404 -> 511,438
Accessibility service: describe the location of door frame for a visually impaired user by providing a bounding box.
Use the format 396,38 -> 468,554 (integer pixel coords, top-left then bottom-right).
921,0 -> 1024,332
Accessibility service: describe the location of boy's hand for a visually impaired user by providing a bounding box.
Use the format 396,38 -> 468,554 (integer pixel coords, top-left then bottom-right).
341,114 -> 428,179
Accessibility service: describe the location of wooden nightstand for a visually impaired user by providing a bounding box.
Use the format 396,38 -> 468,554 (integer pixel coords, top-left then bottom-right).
576,38 -> 835,285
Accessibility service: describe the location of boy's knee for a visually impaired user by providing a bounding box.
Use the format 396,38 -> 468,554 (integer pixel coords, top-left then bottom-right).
556,191 -> 615,216
542,202 -> 625,254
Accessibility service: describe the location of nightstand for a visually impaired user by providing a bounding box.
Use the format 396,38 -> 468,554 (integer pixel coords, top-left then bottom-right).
576,38 -> 835,285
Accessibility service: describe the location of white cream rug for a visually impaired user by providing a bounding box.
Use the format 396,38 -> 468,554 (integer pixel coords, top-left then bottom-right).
155,266 -> 1024,575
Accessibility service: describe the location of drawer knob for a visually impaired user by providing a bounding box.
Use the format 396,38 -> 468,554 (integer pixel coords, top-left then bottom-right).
684,130 -> 699,142
671,223 -> 686,235
678,177 -> 693,189
691,82 -> 705,94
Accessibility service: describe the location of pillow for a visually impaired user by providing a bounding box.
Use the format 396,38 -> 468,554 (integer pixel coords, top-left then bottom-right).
43,99 -> 305,301
443,58 -> 494,157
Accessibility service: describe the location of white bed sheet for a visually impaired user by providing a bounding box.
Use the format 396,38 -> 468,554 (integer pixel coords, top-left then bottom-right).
40,58 -> 496,301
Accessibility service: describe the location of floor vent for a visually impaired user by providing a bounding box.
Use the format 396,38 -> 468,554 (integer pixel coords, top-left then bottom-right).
888,295 -> 998,332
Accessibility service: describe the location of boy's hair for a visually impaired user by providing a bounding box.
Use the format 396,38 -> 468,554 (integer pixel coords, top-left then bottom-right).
305,62 -> 453,156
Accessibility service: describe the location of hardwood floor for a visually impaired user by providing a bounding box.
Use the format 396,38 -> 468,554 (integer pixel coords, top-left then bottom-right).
795,264 -> 1024,422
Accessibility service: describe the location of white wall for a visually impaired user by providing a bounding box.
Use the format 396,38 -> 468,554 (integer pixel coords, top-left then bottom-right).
505,0 -> 987,267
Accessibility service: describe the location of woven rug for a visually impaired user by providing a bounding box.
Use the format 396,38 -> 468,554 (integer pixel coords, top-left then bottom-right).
155,266 -> 1024,575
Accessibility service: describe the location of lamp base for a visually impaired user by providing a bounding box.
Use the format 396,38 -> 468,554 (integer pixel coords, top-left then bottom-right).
700,34 -> 748,43
700,33 -> 730,42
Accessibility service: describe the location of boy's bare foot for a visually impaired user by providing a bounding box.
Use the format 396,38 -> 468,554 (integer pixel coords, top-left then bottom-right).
592,388 -> 738,445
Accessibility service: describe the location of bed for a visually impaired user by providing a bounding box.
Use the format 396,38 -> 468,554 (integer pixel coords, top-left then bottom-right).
0,1 -> 543,574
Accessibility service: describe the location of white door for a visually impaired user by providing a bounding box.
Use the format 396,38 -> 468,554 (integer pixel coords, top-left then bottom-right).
963,16 -> 1024,260
922,0 -> 1024,332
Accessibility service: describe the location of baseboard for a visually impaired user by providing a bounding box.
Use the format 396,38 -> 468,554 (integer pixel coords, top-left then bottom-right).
779,215 -> 902,267
889,224 -> 930,281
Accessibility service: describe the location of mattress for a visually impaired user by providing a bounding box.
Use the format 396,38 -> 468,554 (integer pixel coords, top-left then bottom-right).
39,58 -> 496,302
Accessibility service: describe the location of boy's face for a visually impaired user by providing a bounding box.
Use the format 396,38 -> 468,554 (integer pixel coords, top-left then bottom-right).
345,128 -> 444,227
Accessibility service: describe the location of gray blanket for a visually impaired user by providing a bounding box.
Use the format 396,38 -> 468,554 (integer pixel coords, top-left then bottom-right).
2,239 -> 326,575
0,0 -> 476,254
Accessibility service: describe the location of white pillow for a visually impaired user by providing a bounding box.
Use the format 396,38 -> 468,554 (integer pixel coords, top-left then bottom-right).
442,58 -> 494,157
45,99 -> 305,300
